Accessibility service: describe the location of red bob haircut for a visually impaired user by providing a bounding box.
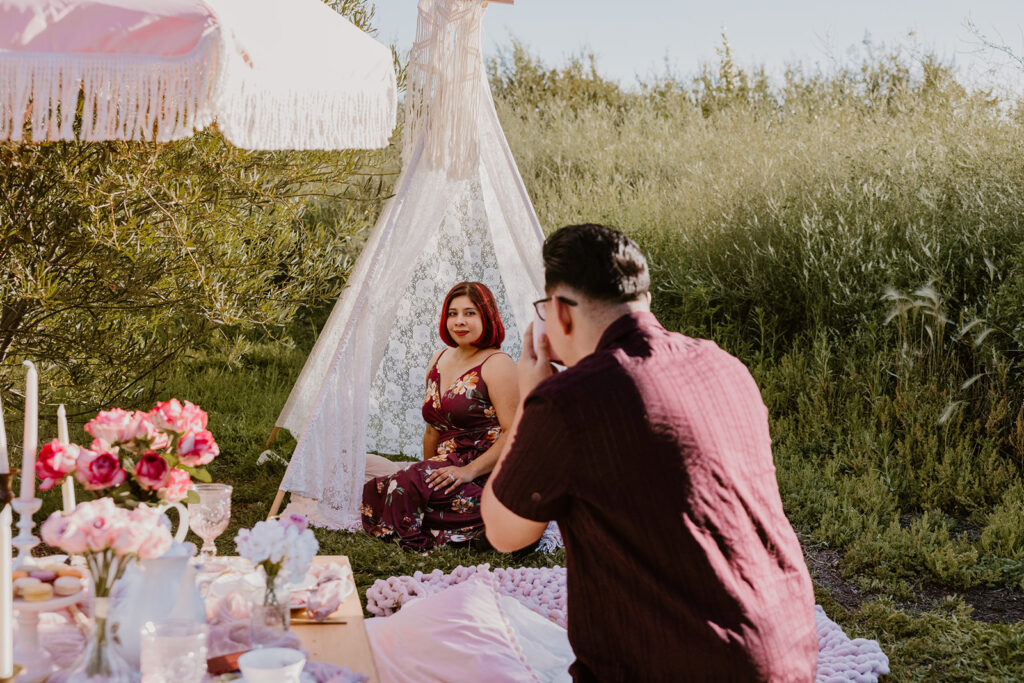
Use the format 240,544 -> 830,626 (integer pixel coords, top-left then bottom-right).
439,281 -> 505,349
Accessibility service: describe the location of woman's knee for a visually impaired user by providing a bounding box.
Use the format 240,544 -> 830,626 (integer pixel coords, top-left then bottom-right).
364,453 -> 412,482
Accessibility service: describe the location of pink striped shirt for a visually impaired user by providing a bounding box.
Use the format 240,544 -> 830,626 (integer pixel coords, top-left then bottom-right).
493,312 -> 817,681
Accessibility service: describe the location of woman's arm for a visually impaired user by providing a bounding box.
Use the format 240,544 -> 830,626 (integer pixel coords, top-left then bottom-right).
423,424 -> 441,460
422,349 -> 445,460
428,353 -> 519,494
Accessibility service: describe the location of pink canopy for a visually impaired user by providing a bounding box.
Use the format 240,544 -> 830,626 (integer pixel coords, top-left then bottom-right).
0,0 -> 397,149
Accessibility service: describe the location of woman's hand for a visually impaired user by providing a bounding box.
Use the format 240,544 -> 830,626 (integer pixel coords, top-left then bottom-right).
425,464 -> 477,495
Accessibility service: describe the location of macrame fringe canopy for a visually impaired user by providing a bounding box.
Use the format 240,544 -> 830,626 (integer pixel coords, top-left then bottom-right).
0,0 -> 397,149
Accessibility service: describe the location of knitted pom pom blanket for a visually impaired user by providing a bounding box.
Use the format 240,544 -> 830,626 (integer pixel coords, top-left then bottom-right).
366,564 -> 890,682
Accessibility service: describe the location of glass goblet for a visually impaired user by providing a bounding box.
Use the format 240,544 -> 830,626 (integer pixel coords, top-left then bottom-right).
188,483 -> 232,565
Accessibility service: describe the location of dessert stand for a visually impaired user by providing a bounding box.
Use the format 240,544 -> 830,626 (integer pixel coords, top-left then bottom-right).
12,586 -> 89,682
5,472 -> 88,681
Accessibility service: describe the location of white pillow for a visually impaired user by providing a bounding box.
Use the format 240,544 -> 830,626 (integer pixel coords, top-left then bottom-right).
496,595 -> 573,683
365,575 -> 571,683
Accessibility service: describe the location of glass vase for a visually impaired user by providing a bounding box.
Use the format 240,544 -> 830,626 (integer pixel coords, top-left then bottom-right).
250,571 -> 291,645
51,597 -> 139,683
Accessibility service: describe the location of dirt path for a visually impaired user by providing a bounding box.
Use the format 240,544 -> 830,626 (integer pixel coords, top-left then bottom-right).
805,547 -> 1024,624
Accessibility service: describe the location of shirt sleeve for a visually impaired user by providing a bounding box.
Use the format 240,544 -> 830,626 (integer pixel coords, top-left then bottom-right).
491,390 -> 574,522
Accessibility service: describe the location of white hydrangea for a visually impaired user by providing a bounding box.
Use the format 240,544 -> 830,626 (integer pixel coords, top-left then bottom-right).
235,515 -> 319,581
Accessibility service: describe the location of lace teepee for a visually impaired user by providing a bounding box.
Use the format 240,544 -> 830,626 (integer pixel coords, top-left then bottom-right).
274,0 -> 545,530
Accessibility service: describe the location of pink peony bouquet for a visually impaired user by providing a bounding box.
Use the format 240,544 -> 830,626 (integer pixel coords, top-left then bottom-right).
36,399 -> 219,506
41,498 -> 174,596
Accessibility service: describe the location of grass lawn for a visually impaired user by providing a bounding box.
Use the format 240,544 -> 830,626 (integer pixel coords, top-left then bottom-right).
140,330 -> 1022,681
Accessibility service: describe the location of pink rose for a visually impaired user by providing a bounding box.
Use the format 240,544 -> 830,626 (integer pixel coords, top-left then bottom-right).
41,512 -> 88,554
85,517 -> 115,552
42,507 -> 86,557
157,468 -> 193,503
136,525 -> 173,560
35,439 -> 79,491
134,451 -> 170,490
74,449 -> 127,490
41,512 -> 68,546
150,399 -> 208,434
112,524 -> 147,556
89,438 -> 118,454
84,409 -> 133,446
124,411 -> 169,451
179,401 -> 208,433
176,430 -> 219,467
128,504 -> 163,527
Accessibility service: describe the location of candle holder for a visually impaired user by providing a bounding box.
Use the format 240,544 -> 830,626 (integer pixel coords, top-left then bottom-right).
0,664 -> 25,683
11,483 -> 41,568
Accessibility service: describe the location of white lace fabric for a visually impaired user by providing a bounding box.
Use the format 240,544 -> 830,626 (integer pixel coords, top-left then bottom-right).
275,0 -> 545,532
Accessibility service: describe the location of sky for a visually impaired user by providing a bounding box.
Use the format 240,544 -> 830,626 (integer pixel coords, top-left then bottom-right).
371,1 -> 1024,94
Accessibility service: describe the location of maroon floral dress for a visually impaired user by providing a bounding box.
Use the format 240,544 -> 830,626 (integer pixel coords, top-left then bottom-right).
361,351 -> 504,550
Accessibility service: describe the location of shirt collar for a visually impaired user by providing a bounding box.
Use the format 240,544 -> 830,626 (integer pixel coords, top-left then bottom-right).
596,311 -> 662,351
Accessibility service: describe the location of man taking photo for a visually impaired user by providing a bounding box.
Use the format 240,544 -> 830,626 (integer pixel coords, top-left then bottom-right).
482,223 -> 817,681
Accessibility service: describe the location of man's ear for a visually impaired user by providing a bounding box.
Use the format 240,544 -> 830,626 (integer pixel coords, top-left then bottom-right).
555,297 -> 573,335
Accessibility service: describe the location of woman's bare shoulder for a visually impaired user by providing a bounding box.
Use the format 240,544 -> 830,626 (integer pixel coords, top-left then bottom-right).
425,348 -> 446,378
480,351 -> 516,380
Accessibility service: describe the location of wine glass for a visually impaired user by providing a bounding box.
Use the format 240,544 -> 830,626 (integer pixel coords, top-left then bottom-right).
188,483 -> 232,565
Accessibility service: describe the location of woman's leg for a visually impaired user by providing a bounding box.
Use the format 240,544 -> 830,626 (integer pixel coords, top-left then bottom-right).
364,453 -> 412,483
362,462 -> 437,550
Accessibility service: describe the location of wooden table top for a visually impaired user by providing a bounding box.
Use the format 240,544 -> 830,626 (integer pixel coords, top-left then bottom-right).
291,555 -> 379,682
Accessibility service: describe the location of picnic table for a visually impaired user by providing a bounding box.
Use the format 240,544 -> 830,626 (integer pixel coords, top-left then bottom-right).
292,556 -> 379,682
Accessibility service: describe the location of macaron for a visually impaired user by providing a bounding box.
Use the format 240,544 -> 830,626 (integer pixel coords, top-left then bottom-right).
21,583 -> 53,602
30,570 -> 57,583
53,576 -> 81,597
56,567 -> 84,579
40,562 -> 67,574
11,571 -> 28,581
13,577 -> 41,597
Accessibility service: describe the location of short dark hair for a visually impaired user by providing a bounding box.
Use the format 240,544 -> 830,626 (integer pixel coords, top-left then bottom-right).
542,224 -> 650,303
439,281 -> 505,349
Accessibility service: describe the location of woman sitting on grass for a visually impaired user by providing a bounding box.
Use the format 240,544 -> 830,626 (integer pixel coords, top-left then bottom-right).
361,281 -> 518,550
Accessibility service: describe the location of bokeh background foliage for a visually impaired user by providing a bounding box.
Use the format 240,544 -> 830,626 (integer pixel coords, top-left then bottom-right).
3,5 -> 1024,678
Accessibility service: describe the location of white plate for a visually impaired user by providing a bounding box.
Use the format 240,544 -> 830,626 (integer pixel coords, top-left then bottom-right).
284,573 -> 316,593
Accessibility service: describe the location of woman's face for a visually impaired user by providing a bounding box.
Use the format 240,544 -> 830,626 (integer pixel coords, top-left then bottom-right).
447,295 -> 483,347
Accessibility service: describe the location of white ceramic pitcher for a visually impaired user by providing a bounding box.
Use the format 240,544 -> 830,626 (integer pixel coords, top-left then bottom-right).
160,501 -> 190,544
109,503 -> 205,668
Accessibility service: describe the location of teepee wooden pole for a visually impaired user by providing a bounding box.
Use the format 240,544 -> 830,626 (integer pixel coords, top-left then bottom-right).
267,489 -> 287,520
264,426 -> 280,450
265,426 -> 285,519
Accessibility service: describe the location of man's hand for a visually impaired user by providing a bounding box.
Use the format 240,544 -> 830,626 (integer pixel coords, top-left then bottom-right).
519,322 -> 555,398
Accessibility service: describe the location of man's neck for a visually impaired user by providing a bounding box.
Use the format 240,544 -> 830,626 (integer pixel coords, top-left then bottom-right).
564,299 -> 650,365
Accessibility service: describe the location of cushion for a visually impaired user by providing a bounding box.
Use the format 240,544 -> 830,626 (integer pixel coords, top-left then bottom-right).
496,595 -> 573,683
366,575 -> 564,683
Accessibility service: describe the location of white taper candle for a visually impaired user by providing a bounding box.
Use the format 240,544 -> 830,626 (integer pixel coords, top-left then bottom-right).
57,405 -> 75,513
20,362 -> 37,500
0,504 -> 13,678
0,396 -> 8,475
